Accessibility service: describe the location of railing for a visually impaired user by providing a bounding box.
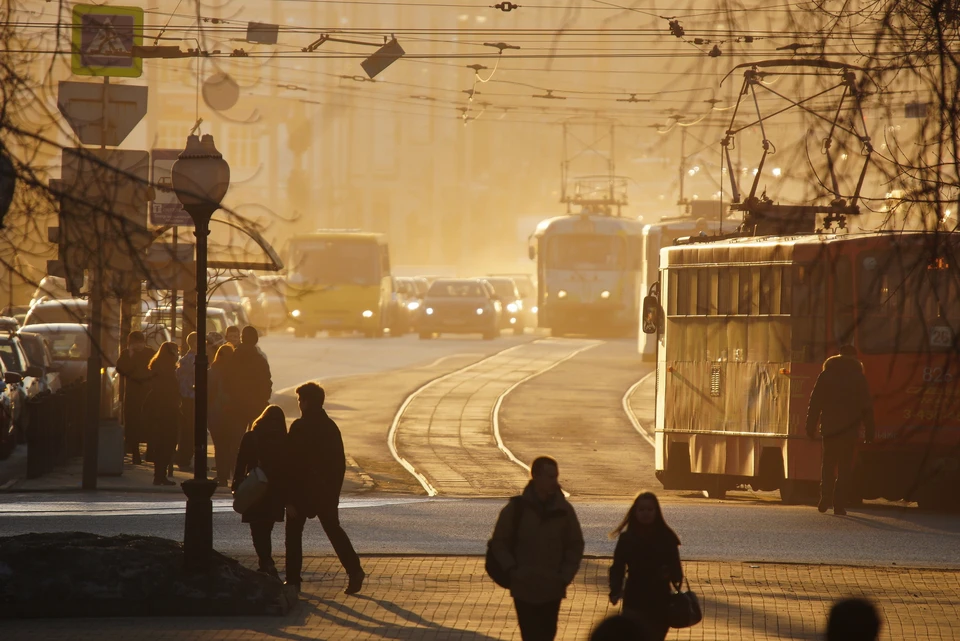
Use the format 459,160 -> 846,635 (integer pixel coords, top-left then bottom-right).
26,383 -> 86,479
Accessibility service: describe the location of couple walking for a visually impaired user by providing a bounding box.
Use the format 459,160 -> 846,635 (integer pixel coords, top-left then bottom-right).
233,382 -> 365,595
490,458 -> 682,641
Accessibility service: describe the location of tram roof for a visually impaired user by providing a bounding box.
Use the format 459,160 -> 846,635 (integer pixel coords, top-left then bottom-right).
532,214 -> 647,237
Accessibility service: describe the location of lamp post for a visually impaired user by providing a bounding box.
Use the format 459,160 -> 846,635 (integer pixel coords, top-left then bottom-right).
171,134 -> 229,570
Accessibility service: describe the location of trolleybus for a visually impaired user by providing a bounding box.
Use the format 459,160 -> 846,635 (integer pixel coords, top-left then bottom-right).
643,230 -> 960,510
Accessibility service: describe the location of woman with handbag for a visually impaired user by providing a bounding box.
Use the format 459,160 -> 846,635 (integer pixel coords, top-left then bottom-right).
142,342 -> 181,486
608,491 -> 683,641
233,404 -> 288,579
209,343 -> 242,486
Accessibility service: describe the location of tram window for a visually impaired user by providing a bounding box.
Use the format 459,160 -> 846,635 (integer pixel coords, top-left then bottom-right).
696,269 -> 710,315
718,270 -> 732,315
833,257 -> 855,346
759,267 -> 774,315
791,263 -> 828,362
667,270 -> 678,316
780,267 -> 792,314
546,235 -> 625,270
709,269 -> 720,315
738,267 -> 751,315
677,269 -> 695,315
750,267 -> 762,315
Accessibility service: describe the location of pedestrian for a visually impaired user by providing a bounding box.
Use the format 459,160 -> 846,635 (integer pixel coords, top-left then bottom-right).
142,342 -> 181,486
206,331 -> 225,355
225,325 -> 241,348
806,344 -> 875,515
608,492 -> 683,641
285,382 -> 364,594
174,332 -> 198,472
489,456 -> 584,641
116,330 -> 153,465
233,404 -> 288,580
209,343 -> 242,486
230,325 -> 272,430
827,598 -> 881,641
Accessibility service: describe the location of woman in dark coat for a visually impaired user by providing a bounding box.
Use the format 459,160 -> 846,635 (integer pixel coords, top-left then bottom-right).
209,343 -> 242,486
142,342 -> 181,486
116,331 -> 154,464
232,404 -> 288,578
608,491 -> 683,641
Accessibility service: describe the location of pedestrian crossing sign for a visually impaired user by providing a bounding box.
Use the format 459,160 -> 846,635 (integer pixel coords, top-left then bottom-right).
71,4 -> 144,78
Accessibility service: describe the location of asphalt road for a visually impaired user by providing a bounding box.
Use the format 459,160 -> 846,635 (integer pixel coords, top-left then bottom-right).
1,494 -> 958,568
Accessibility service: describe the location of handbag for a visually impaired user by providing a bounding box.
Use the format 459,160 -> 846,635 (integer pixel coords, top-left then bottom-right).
485,496 -> 525,588
668,578 -> 703,628
233,467 -> 268,514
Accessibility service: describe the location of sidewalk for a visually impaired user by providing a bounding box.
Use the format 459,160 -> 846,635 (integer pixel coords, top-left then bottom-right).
3,556 -> 957,640
1,447 -> 372,494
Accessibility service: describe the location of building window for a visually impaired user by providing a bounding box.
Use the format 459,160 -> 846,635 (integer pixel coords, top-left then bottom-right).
224,125 -> 261,169
154,122 -> 191,151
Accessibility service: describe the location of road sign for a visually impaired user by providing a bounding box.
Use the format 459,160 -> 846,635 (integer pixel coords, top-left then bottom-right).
72,4 -> 144,78
146,241 -> 196,290
58,81 -> 148,147
150,149 -> 193,227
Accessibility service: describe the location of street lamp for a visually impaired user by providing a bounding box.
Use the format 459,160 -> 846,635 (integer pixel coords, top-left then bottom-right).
171,133 -> 229,570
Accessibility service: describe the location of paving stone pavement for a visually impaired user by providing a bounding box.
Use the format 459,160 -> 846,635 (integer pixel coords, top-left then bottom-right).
4,556 -> 959,640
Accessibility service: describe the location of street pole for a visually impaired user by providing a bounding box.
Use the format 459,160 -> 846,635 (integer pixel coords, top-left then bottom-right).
181,207 -> 217,570
171,227 -> 178,345
83,267 -> 102,490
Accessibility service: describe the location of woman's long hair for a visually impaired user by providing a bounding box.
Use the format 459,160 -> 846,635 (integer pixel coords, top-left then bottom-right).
609,491 -> 680,544
252,405 -> 286,435
148,341 -> 179,373
211,343 -> 234,369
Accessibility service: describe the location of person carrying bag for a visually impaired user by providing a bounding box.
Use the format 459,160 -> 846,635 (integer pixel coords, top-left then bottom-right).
232,405 -> 288,579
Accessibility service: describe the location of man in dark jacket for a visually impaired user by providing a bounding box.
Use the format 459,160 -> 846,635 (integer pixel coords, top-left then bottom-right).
115,330 -> 153,465
284,382 -> 364,594
490,456 -> 584,641
230,326 -> 272,429
806,345 -> 875,515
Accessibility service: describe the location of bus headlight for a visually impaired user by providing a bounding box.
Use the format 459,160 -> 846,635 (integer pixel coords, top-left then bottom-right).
407,301 -> 420,311
362,309 -> 374,318
291,309 -> 301,318
476,307 -> 484,315
425,307 -> 434,315
600,290 -> 610,299
506,303 -> 519,314
532,305 -> 538,314
557,290 -> 567,299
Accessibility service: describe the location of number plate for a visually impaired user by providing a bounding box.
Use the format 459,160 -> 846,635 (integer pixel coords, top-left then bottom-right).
930,325 -> 953,348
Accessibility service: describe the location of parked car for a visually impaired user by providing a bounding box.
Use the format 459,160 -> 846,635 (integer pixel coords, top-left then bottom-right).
144,305 -> 230,338
210,300 -> 250,331
23,298 -> 121,364
19,323 -> 120,419
16,331 -> 62,397
0,359 -> 21,458
140,323 -> 173,352
0,320 -> 43,442
418,278 -> 502,340
483,277 -> 526,335
29,275 -> 71,307
256,275 -> 288,331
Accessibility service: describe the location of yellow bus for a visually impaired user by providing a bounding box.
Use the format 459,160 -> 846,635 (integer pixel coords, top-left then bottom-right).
286,231 -> 392,338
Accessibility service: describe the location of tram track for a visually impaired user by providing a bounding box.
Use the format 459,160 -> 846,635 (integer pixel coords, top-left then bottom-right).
388,338 -> 599,496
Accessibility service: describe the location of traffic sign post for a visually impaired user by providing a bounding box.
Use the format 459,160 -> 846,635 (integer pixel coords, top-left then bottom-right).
72,4 -> 144,78
151,149 -> 193,226
58,81 -> 148,148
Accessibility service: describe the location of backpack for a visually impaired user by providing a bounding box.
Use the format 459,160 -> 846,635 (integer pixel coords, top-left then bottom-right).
485,496 -> 526,589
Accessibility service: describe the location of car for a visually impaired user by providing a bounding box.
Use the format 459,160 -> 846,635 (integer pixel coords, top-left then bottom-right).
143,305 -> 230,337
140,323 -> 173,352
385,277 -> 417,337
398,277 -> 427,332
483,277 -> 526,335
0,359 -> 21,458
418,278 -> 502,340
210,300 -> 251,332
256,276 -> 288,331
29,275 -> 71,308
489,273 -> 537,329
23,298 -> 122,361
16,331 -> 62,397
19,323 -> 120,419
0,322 -> 43,443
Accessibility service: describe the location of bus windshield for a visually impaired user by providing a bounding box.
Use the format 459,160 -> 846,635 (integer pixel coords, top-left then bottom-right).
290,240 -> 380,286
858,248 -> 960,352
546,234 -> 624,270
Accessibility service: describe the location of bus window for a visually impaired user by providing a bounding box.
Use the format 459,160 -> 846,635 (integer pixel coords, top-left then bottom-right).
291,240 -> 380,286
858,248 -> 960,352
832,257 -> 855,347
791,263 -> 827,362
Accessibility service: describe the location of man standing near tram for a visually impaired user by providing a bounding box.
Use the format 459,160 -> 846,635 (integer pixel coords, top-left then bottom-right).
806,344 -> 876,515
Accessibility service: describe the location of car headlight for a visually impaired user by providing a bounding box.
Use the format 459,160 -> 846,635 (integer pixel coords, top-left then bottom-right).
362,309 -> 374,318
532,305 -> 538,314
407,301 -> 420,311
425,307 -> 434,315
509,317 -> 517,324
291,309 -> 301,318
600,290 -> 610,299
557,290 -> 567,299
506,303 -> 518,314
476,307 -> 484,315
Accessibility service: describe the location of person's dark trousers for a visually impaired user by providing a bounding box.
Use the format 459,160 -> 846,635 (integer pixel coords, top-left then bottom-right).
285,503 -> 362,583
250,520 -> 276,570
513,598 -> 562,641
821,434 -> 858,510
176,397 -> 195,467
153,455 -> 172,482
